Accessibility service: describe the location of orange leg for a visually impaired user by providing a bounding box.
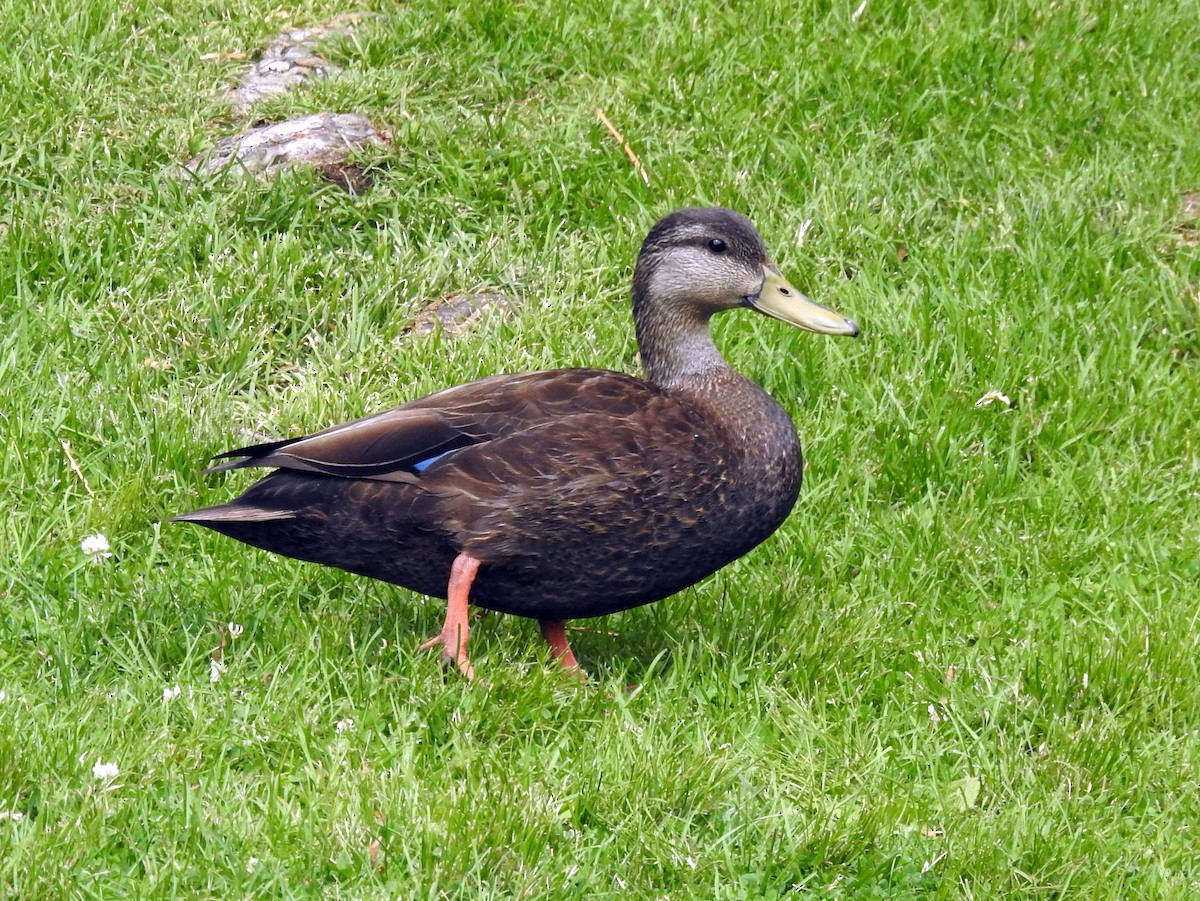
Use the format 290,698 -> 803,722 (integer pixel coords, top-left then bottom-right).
539,619 -> 582,674
419,553 -> 482,679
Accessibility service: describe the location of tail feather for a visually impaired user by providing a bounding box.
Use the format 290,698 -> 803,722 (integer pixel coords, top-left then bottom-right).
170,503 -> 296,524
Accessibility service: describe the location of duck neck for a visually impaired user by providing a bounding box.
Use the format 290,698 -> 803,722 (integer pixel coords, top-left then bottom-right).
633,293 -> 730,390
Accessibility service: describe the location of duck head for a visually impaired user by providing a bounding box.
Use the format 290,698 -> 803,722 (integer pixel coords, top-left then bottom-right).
631,207 -> 859,387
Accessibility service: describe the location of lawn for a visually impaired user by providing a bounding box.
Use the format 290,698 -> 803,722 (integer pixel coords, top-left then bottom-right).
2,0 -> 1199,896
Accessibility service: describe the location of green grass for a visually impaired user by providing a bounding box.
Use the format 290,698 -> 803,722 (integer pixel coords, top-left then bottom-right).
2,0 -> 1200,896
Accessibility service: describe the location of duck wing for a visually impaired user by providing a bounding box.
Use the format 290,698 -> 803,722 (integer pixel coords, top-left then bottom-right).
203,368 -> 671,483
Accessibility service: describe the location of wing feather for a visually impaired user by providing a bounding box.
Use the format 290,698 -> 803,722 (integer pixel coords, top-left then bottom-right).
202,369 -> 661,482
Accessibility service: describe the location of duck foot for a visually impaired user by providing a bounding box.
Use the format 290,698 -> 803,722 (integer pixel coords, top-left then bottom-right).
419,553 -> 481,680
539,619 -> 584,680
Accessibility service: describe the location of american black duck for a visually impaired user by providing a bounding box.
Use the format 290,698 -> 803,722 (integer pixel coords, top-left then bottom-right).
174,208 -> 859,678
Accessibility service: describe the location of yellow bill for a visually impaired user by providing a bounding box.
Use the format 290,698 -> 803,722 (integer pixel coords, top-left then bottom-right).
747,266 -> 859,337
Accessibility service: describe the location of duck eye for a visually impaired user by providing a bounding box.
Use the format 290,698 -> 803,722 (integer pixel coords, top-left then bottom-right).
708,238 -> 728,254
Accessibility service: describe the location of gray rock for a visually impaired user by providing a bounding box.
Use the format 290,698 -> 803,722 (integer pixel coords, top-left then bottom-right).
181,112 -> 389,188
229,13 -> 378,113
409,293 -> 516,338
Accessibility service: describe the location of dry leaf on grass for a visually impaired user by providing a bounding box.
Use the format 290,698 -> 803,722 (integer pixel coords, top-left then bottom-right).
974,390 -> 1013,409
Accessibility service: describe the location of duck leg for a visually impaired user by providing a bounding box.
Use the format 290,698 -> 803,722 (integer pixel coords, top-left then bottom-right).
419,553 -> 481,680
539,619 -> 581,672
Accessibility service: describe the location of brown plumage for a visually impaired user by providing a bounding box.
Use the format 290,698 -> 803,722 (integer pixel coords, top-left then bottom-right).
173,208 -> 859,677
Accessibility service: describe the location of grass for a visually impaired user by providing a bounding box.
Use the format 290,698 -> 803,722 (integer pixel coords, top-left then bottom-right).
2,0 -> 1199,895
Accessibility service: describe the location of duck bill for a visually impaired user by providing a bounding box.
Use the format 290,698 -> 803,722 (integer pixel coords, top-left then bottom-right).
747,267 -> 860,337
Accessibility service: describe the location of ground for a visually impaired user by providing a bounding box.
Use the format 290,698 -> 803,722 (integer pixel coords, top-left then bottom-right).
1,0 -> 1199,896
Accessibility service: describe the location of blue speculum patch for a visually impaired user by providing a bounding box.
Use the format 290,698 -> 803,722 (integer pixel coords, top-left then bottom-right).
412,449 -> 455,473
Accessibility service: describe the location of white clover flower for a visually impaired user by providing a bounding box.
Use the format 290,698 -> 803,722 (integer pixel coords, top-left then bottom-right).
92,759 -> 119,781
227,622 -> 244,639
335,718 -> 355,734
81,534 -> 112,559
210,660 -> 225,683
163,685 -> 181,702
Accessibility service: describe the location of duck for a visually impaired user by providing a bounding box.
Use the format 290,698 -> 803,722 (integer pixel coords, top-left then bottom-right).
173,207 -> 859,679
